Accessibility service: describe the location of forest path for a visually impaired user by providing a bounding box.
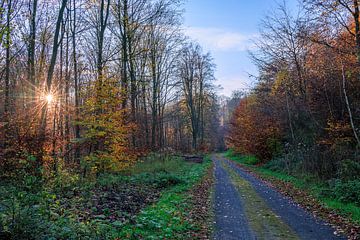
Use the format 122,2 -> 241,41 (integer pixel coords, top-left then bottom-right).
212,154 -> 346,240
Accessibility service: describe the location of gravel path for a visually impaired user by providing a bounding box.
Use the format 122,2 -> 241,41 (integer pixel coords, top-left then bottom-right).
213,154 -> 347,240
213,159 -> 255,240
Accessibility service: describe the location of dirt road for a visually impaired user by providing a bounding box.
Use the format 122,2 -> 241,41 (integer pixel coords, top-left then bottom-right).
213,154 -> 346,240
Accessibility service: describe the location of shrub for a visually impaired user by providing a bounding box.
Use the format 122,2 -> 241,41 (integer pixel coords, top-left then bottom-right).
263,157 -> 288,172
337,159 -> 360,181
333,180 -> 360,205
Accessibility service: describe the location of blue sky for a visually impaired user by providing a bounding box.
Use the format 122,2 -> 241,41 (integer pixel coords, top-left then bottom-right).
183,0 -> 298,96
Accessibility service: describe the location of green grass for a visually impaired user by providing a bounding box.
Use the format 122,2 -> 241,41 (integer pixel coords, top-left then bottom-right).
0,155 -> 212,239
127,153 -> 188,175
116,156 -> 212,239
322,199 -> 360,222
224,150 -> 360,224
224,150 -> 259,165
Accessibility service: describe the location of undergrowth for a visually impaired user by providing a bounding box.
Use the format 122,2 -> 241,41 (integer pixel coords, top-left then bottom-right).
0,154 -> 211,239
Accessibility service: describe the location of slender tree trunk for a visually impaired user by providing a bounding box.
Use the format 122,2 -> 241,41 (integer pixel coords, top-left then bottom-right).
151,48 -> 158,149
38,0 -> 68,167
72,0 -> 81,162
142,82 -> 150,147
45,0 -> 68,93
129,43 -> 137,147
285,90 -> 295,143
28,0 -> 38,100
3,0 -> 12,150
341,63 -> 360,146
64,17 -> 70,162
121,0 -> 129,109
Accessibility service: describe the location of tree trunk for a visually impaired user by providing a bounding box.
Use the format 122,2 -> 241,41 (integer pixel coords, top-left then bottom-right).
39,0 -> 68,167
341,63 -> 360,146
27,0 -> 38,100
72,0 -> 81,162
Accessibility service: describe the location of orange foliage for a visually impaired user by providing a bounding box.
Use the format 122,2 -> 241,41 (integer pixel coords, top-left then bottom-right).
227,96 -> 282,162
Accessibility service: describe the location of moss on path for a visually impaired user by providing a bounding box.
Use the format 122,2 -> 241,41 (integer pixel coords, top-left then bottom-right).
222,161 -> 299,240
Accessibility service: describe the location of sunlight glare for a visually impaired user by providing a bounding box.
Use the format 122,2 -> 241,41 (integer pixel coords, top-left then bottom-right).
46,94 -> 54,104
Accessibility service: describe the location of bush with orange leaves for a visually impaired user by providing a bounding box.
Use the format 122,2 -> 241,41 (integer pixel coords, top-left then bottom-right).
227,95 -> 282,162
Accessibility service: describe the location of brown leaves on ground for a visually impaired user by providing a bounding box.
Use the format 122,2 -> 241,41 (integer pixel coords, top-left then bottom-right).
186,163 -> 214,240
60,183 -> 160,225
231,161 -> 360,240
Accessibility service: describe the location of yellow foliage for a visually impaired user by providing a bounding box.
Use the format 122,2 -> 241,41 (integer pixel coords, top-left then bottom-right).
79,78 -> 136,173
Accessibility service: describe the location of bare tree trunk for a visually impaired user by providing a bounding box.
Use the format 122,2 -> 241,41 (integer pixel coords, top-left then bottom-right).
27,0 -> 38,100
96,0 -> 110,88
142,82 -> 149,147
341,63 -> 360,146
38,0 -> 68,167
2,0 -> 12,152
64,17 -> 70,162
45,0 -> 68,93
4,0 -> 11,117
151,47 -> 158,150
120,0 -> 129,109
72,0 -> 81,162
285,89 -> 296,143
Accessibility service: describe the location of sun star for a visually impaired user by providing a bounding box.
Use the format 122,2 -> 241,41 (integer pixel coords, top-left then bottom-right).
46,94 -> 54,104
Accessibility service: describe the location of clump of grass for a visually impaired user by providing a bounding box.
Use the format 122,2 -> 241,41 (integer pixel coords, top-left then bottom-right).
225,150 -> 259,165
129,153 -> 188,175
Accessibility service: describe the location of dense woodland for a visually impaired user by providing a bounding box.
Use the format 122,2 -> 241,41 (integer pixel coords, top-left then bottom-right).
1,0 -> 360,239
0,0 -> 222,238
227,1 -> 360,180
0,0 -> 223,177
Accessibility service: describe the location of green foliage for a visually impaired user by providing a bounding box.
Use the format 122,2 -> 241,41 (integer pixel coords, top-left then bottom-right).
332,180 -> 360,205
337,160 -> 360,181
225,149 -> 260,165
0,154 -> 211,239
266,137 -> 283,158
81,153 -> 115,177
132,173 -> 184,189
322,199 -> 360,224
116,156 -> 212,239
129,153 -> 187,175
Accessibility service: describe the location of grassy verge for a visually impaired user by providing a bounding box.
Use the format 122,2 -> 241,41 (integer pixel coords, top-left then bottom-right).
0,154 -> 212,239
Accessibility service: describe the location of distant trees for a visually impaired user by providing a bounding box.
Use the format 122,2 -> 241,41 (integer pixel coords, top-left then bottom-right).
0,0 -> 222,177
178,43 -> 216,150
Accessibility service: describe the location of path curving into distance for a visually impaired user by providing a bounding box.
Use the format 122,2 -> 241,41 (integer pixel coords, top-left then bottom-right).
212,154 -> 346,240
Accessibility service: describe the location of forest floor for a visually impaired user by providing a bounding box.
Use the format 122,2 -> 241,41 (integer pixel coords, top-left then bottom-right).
0,155 -> 214,239
212,153 -> 348,240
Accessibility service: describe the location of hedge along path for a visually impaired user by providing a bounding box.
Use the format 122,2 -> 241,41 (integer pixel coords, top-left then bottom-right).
221,161 -> 299,240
